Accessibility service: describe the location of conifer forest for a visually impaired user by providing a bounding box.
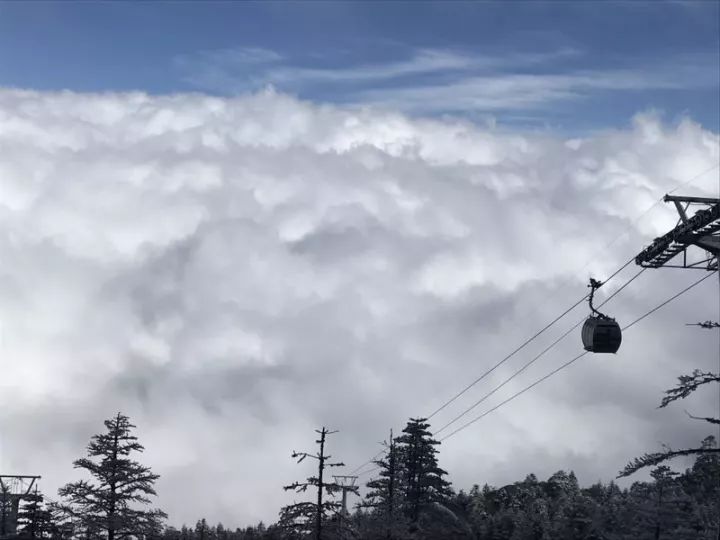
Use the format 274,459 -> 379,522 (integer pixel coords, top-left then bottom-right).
2,363 -> 718,540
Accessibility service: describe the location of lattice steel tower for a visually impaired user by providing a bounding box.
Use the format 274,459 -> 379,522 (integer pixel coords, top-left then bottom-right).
0,475 -> 41,539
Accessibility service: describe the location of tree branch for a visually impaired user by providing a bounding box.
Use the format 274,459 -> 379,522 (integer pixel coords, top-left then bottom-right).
618,446 -> 720,478
684,410 -> 720,425
659,370 -> 720,408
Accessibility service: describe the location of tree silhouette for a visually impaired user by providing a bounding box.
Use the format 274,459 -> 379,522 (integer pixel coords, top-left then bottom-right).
280,427 -> 348,540
16,489 -> 55,539
395,418 -> 451,525
58,412 -> 166,540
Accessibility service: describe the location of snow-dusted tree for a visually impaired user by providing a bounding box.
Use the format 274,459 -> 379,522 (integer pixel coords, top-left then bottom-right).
58,412 -> 166,540
620,367 -> 719,477
617,330 -> 720,540
681,438 -> 720,539
395,418 -> 452,525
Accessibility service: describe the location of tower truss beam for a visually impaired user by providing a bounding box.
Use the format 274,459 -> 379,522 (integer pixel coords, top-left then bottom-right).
635,200 -> 720,269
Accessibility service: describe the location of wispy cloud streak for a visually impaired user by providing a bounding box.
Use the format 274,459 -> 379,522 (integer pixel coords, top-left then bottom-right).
174,46 -> 718,114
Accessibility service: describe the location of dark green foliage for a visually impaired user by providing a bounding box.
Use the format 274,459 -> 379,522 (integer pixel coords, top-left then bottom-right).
394,418 -> 452,524
364,438 -> 400,518
276,501 -> 319,538
363,432 -> 409,538
158,522 -> 279,540
620,367 -> 720,478
159,355 -> 720,540
616,361 -> 719,540
360,418 -> 459,538
57,412 -> 166,540
157,447 -> 719,540
659,370 -> 720,409
16,491 -> 57,540
448,459 -> 719,540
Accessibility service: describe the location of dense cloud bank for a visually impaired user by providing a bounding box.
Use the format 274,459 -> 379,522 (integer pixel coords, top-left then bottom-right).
0,88 -> 718,525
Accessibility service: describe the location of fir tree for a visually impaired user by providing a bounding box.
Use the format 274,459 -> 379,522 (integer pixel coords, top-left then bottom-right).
58,412 -> 167,540
16,489 -> 55,539
649,466 -> 681,539
362,433 -> 411,539
195,519 -> 211,540
216,523 -> 228,540
364,431 -> 401,518
179,524 -> 193,540
394,418 -> 451,525
620,368 -> 719,477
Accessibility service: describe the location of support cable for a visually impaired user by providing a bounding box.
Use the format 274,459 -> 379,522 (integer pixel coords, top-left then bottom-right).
354,262 -> 645,475
351,259 -> 639,476
438,270 -> 717,444
348,164 -> 718,478
434,267 -> 646,436
425,256 -> 635,421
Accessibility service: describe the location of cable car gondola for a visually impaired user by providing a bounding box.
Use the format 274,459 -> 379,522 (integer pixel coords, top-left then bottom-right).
581,278 -> 622,354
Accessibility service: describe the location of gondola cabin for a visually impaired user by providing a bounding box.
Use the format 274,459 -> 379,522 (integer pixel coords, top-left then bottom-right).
582,316 -> 622,353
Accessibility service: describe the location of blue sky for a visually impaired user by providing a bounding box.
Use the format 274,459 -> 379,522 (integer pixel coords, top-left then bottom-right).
0,2 -> 718,130
2,2 -> 720,526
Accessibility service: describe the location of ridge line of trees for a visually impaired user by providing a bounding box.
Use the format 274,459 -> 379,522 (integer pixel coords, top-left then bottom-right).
5,323 -> 718,540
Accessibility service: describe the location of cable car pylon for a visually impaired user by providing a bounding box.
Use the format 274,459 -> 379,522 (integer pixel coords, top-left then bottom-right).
634,192 -> 720,336
635,195 -> 720,270
634,192 -> 720,540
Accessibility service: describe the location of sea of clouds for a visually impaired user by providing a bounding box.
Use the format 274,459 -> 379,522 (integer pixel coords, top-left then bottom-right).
0,88 -> 718,525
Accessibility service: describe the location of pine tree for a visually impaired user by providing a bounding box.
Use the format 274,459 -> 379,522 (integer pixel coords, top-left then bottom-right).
618,356 -> 720,540
394,418 -> 451,525
620,368 -> 719,477
195,519 -> 211,540
680,439 -> 720,539
280,427 -> 347,540
16,489 -> 55,539
215,523 -> 228,540
364,431 -> 400,517
591,481 -> 625,537
57,412 -> 167,540
649,466 -> 681,539
180,524 -> 193,540
362,431 -> 412,538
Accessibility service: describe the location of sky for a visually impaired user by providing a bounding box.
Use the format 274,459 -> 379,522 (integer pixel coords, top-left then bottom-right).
0,0 -> 719,529
1,1 -> 719,130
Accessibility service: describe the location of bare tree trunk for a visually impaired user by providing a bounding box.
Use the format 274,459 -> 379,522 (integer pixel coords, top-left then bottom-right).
316,429 -> 326,540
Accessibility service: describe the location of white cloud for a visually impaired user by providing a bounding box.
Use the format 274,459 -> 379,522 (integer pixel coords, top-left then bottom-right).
176,47 -> 580,91
173,46 -> 719,115
352,62 -> 720,114
0,88 -> 718,527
